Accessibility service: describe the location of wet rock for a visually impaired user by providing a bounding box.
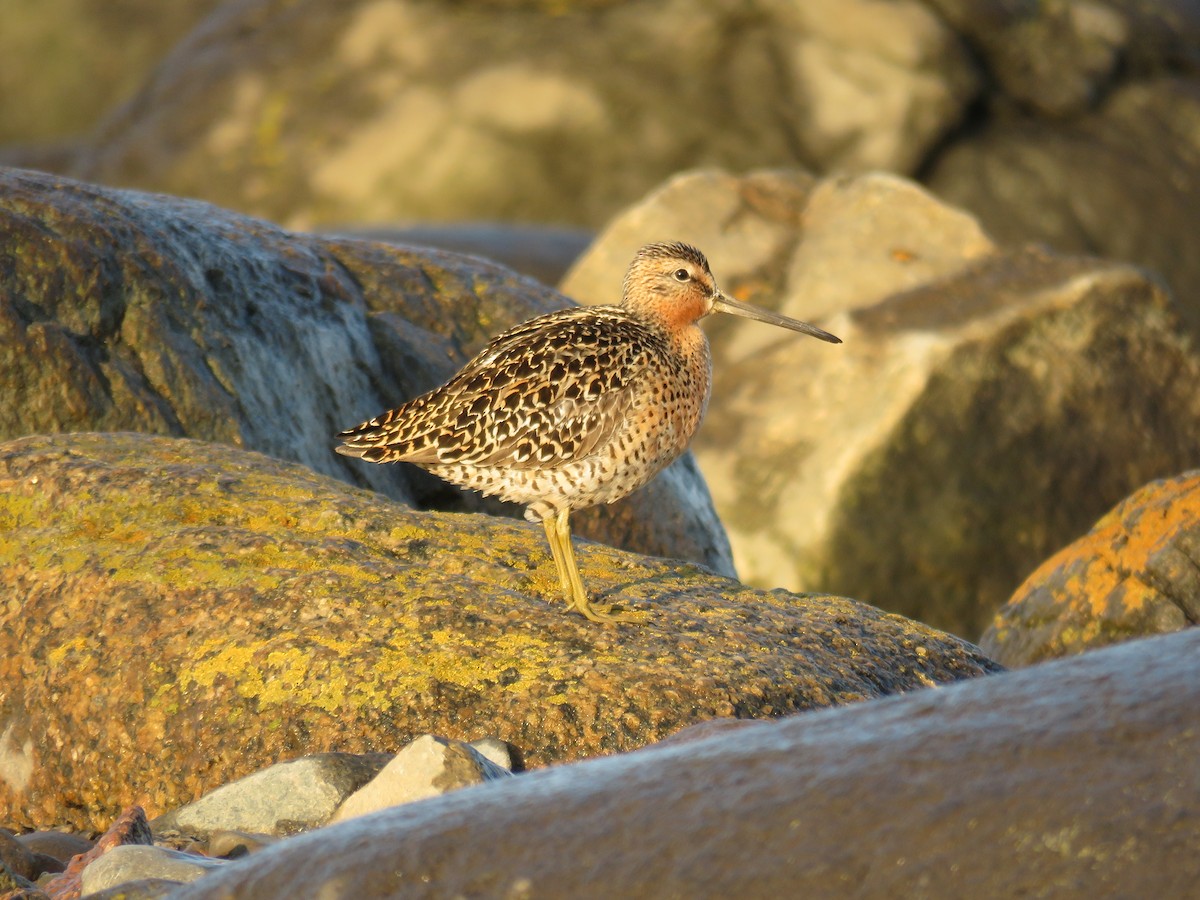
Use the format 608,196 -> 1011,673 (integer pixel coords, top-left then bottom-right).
150,753 -> 391,841
982,471 -> 1200,667
330,736 -> 511,825
0,164 -> 735,578
70,0 -> 977,227
165,629 -> 1200,899
79,847 -> 223,897
564,167 -> 1200,639
0,433 -> 999,832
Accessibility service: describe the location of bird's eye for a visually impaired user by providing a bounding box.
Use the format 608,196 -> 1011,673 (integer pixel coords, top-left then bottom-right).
673,268 -> 690,282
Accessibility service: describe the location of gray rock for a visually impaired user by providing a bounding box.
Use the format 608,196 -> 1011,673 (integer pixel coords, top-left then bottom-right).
332,223 -> 592,287
0,856 -> 39,895
79,845 -> 224,896
924,0 -> 1127,115
164,628 -> 1200,899
0,164 -> 736,578
152,753 -> 391,840
330,736 -> 512,825
564,167 -> 1200,639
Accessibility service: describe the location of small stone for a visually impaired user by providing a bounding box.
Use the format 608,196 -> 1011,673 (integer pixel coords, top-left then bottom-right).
151,752 -> 391,840
330,735 -> 512,824
467,737 -> 517,771
78,846 -> 225,896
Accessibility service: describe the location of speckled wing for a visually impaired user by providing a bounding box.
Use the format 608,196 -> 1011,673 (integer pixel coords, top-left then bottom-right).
337,306 -> 657,470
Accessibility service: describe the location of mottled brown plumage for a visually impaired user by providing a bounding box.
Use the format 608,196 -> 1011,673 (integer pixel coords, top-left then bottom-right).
338,242 -> 840,623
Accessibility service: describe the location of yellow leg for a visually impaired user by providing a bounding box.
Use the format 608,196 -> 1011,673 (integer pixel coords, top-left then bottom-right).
542,510 -> 647,624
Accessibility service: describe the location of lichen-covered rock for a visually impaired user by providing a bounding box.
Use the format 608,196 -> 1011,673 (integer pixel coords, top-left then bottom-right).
0,433 -> 1000,832
165,629 -> 1200,900
563,167 -> 1200,639
981,472 -> 1200,667
69,0 -> 978,227
0,165 -> 734,576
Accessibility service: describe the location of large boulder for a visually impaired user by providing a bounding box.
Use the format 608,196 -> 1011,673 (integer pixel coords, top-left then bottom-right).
928,77 -> 1200,338
0,165 -> 733,575
68,0 -> 978,227
167,628 -> 1200,899
981,471 -> 1200,667
562,168 -> 1200,639
0,433 -> 1000,833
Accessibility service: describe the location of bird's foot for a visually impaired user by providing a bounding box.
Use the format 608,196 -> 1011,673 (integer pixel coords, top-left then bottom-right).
577,600 -> 649,625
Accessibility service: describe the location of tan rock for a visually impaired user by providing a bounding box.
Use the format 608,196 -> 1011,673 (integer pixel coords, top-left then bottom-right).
0,433 -> 999,832
330,736 -> 510,824
981,471 -> 1200,667
563,168 -> 1200,639
0,0 -> 221,145
70,0 -> 977,227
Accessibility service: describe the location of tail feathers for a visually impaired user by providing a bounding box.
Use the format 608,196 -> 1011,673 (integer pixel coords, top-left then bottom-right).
336,417 -> 437,465
334,441 -> 408,464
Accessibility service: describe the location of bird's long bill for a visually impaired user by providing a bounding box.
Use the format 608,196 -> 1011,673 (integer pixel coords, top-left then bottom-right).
711,291 -> 842,344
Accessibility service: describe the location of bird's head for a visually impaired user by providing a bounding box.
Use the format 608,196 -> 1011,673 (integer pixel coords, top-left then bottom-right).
621,241 -> 842,344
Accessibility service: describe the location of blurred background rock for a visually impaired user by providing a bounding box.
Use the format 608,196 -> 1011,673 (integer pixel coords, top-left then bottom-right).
3,0 -> 1198,329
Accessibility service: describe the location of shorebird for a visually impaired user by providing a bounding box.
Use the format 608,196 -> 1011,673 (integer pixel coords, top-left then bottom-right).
337,241 -> 841,624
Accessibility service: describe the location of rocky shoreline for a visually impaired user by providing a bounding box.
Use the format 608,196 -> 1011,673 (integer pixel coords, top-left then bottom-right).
3,2 -> 1200,892
5,629 -> 1199,898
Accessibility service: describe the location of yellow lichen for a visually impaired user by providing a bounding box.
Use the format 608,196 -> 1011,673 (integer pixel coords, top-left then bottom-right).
46,635 -> 90,668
